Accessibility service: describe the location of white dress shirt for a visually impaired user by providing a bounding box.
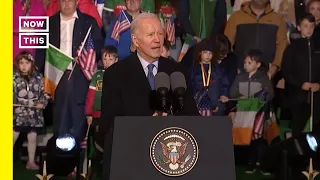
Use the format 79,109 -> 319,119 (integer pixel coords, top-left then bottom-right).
60,11 -> 78,70
137,52 -> 158,76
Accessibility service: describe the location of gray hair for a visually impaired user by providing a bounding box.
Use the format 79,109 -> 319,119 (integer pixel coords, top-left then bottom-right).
131,12 -> 159,35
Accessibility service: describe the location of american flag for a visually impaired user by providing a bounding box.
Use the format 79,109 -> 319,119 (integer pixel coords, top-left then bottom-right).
111,10 -> 131,42
78,32 -> 97,80
254,87 -> 267,101
199,109 -> 212,116
165,15 -> 175,45
80,136 -> 88,149
251,88 -> 268,140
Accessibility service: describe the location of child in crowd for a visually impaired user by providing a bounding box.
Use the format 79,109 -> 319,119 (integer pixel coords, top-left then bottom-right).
13,51 -> 49,170
294,12 -> 318,40
215,34 -> 238,93
189,38 -> 229,116
161,39 -> 175,61
85,45 -> 118,174
229,49 -> 274,175
282,13 -> 320,137
214,34 -> 238,117
86,46 -> 118,131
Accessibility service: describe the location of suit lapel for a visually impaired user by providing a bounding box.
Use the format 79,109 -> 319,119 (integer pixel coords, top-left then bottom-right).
158,57 -> 166,73
129,54 -> 158,112
72,16 -> 82,57
130,54 -> 152,92
72,10 -> 88,57
158,57 -> 173,75
50,13 -> 61,48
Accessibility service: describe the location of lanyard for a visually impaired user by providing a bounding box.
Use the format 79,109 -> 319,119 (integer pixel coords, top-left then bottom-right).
201,63 -> 211,88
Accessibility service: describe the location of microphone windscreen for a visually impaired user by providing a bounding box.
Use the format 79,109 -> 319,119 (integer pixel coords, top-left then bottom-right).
155,72 -> 170,91
170,72 -> 187,91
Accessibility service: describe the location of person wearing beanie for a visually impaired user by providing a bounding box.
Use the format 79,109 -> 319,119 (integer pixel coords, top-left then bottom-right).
189,38 -> 230,116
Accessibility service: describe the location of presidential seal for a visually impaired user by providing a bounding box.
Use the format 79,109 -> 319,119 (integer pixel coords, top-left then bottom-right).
150,127 -> 199,177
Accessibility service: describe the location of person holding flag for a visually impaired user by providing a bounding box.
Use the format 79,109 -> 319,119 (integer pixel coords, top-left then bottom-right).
104,0 -> 155,15
282,13 -> 320,137
35,0 -> 103,142
102,0 -> 155,35
228,49 -> 274,175
104,0 -> 142,60
189,38 -> 230,116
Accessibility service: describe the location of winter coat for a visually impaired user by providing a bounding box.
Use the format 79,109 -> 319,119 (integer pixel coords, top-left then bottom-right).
225,1 -> 288,69
282,37 -> 320,104
13,70 -> 49,130
229,70 -> 274,102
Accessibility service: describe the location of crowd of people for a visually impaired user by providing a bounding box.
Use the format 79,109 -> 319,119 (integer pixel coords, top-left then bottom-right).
13,0 -> 320,180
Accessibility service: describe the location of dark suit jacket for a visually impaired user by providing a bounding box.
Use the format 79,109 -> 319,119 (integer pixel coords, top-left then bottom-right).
35,9 -> 103,104
100,53 -> 200,134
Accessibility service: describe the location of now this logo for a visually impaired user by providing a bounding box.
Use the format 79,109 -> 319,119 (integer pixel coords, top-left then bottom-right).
19,16 -> 49,49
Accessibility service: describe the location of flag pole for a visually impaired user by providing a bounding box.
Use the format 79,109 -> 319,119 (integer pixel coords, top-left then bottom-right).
13,104 -> 36,108
121,10 -> 131,25
310,91 -> 314,132
68,25 -> 93,80
81,123 -> 91,175
301,92 -> 319,180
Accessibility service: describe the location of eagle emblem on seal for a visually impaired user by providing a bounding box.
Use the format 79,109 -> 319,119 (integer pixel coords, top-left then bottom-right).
150,127 -> 198,176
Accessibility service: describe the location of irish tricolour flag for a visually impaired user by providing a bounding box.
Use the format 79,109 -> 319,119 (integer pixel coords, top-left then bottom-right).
232,98 -> 265,145
44,44 -> 72,99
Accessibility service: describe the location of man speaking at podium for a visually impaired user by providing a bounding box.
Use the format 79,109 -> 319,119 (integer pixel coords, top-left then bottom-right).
99,12 -> 199,180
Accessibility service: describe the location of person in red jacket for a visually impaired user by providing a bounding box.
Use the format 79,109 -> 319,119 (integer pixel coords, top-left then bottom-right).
85,45 -> 118,153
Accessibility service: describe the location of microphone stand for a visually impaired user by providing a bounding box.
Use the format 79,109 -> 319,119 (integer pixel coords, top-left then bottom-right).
168,102 -> 174,116
157,104 -> 174,116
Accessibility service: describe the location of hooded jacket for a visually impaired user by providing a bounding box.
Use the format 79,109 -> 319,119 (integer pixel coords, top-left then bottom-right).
229,70 -> 274,102
225,2 -> 288,69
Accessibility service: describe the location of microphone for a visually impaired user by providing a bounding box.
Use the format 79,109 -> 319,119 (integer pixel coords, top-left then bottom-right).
155,72 -> 171,112
170,72 -> 187,112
